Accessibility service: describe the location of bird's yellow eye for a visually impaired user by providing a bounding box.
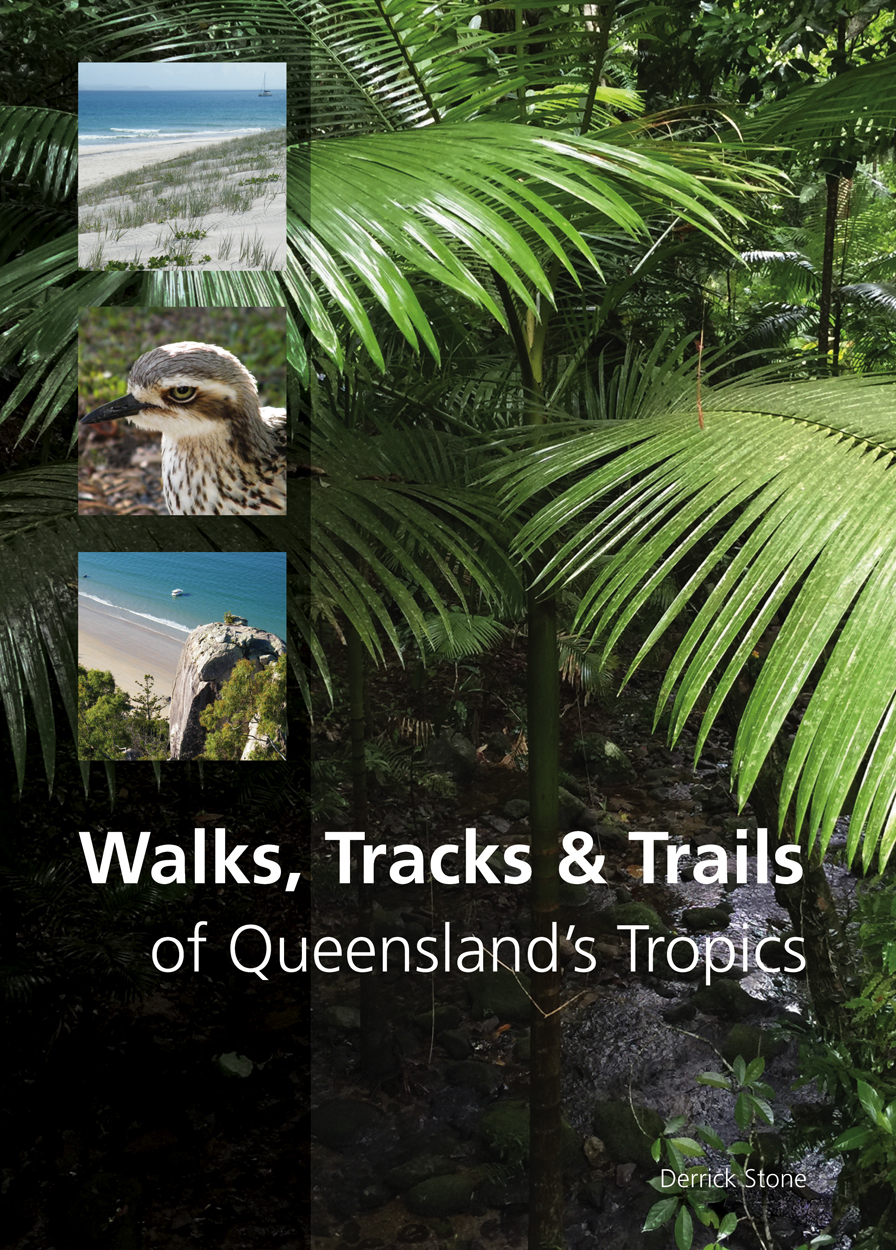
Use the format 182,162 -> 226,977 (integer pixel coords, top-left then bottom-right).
169,386 -> 197,402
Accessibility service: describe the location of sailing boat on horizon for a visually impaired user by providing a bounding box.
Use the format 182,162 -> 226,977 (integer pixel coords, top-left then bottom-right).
258,74 -> 273,97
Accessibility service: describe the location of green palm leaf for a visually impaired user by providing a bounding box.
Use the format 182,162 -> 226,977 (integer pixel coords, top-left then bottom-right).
0,467 -> 78,790
301,416 -> 522,704
747,53 -> 896,157
496,372 -> 896,866
0,105 -> 76,203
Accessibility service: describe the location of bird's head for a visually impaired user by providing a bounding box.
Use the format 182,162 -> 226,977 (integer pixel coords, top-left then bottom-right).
79,342 -> 262,441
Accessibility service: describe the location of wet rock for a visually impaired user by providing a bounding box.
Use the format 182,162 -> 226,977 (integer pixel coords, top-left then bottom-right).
386,1156 -> 457,1192
503,798 -> 530,820
690,979 -> 765,1021
425,731 -> 477,780
322,1005 -> 361,1031
559,786 -> 588,826
480,1100 -> 585,1175
311,1099 -> 384,1149
721,1023 -> 787,1064
661,999 -> 697,1023
450,1061 -> 504,1096
590,1100 -> 664,1170
414,1004 -> 462,1033
438,1028 -> 473,1060
682,907 -> 732,931
578,1176 -> 606,1210
359,1182 -> 393,1209
572,733 -> 636,783
703,780 -> 734,812
583,819 -> 629,848
404,1171 -> 481,1217
594,902 -> 671,937
650,948 -> 703,981
466,969 -> 531,1023
371,902 -> 408,938
559,880 -> 591,907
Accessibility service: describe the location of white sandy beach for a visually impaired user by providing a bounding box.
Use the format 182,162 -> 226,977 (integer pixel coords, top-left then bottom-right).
78,129 -> 286,271
78,601 -> 185,702
78,133 -> 254,192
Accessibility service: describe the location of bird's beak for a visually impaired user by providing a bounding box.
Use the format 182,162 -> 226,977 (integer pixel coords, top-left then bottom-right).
80,393 -> 143,425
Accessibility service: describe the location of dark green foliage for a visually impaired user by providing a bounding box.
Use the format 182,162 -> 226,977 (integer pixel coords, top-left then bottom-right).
77,668 -> 168,762
0,856 -> 190,1009
199,655 -> 287,760
77,667 -> 132,761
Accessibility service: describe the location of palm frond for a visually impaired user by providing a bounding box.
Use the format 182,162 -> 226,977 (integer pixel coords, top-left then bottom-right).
423,611 -> 508,661
0,466 -> 79,790
301,415 -> 523,702
838,282 -> 896,317
741,250 -> 819,297
0,105 -> 76,203
748,53 -> 896,159
495,372 -> 896,866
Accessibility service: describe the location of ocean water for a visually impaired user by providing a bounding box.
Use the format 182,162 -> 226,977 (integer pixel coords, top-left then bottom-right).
78,551 -> 286,642
78,90 -> 286,147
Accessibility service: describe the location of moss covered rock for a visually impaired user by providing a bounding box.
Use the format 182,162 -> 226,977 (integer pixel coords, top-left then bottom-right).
404,1171 -> 480,1216
449,1060 -> 504,1095
466,968 -> 531,1022
480,1100 -> 584,1175
386,1155 -> 457,1192
691,979 -> 763,1021
721,1023 -> 787,1064
681,907 -> 731,931
591,1100 -> 664,1170
310,1099 -> 384,1148
572,733 -> 636,782
594,902 -> 670,937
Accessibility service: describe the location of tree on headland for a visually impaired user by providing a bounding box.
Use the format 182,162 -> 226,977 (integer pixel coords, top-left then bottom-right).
125,675 -> 169,761
77,666 -> 132,760
77,668 -> 169,761
199,655 -> 286,761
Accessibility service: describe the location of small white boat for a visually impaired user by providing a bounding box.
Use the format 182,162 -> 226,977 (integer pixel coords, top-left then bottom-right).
258,75 -> 272,97
172,588 -> 184,596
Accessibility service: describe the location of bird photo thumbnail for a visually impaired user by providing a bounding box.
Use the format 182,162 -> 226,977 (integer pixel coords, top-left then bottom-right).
78,306 -> 287,516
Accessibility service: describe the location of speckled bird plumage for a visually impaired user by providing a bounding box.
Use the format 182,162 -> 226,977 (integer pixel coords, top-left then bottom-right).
80,342 -> 286,515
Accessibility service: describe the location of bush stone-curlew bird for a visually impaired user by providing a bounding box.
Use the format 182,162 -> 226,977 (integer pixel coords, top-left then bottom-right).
80,341 -> 286,515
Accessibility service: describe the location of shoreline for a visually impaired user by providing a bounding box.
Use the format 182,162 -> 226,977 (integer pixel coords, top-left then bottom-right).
78,601 -> 187,702
77,131 -> 273,192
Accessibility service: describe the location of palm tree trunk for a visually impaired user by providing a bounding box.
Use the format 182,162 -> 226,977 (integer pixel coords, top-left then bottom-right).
527,588 -> 563,1250
346,618 -> 376,1075
818,15 -> 849,374
817,171 -> 839,370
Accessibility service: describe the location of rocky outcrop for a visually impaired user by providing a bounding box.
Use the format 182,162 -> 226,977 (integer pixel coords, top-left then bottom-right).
168,618 -> 285,759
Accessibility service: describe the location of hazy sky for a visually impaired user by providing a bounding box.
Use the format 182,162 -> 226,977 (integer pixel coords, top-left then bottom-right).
78,62 -> 286,91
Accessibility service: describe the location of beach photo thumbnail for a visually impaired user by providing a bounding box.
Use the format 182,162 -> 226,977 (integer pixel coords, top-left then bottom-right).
78,550 -> 287,761
78,305 -> 287,516
78,62 -> 286,271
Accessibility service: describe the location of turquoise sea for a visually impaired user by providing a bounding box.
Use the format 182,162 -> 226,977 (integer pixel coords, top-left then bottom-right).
78,551 -> 286,642
78,89 -> 286,147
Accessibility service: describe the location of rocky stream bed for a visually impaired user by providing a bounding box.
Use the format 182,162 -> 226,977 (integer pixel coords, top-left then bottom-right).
309,717 -> 863,1250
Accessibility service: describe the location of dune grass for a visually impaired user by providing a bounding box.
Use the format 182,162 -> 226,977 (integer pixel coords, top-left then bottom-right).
78,129 -> 286,270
